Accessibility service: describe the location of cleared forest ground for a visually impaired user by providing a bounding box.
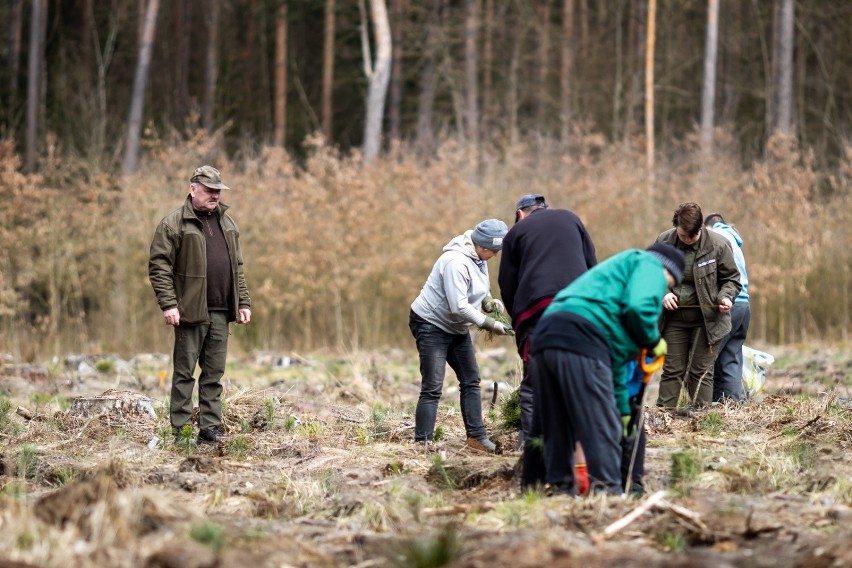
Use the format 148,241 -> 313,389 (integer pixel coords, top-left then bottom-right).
1,343 -> 851,567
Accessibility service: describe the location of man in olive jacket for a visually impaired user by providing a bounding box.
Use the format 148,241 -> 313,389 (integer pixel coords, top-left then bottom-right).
149,166 -> 252,446
654,202 -> 741,408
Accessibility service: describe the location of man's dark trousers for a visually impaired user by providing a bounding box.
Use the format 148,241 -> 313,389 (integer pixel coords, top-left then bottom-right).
522,349 -> 622,495
171,311 -> 229,431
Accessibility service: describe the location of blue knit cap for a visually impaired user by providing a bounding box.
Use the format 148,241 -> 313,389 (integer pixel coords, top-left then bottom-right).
471,219 -> 509,251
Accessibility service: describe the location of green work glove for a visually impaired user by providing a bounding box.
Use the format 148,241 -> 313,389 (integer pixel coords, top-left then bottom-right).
651,338 -> 668,358
621,415 -> 632,438
483,316 -> 512,336
482,295 -> 506,317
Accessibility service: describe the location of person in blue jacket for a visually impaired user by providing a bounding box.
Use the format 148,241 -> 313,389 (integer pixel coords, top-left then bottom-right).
521,243 -> 685,494
704,213 -> 750,402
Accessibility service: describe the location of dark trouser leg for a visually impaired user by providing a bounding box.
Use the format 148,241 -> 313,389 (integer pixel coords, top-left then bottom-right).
537,350 -> 622,495
197,311 -> 229,430
410,312 -> 451,442
521,356 -> 547,490
657,310 -> 715,407
713,302 -> 751,402
516,323 -> 537,438
446,333 -> 486,440
171,322 -> 206,430
519,358 -> 535,438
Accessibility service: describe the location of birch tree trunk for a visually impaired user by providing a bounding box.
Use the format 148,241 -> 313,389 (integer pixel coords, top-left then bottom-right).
361,0 -> 392,162
122,0 -> 159,176
645,0 -> 656,184
202,0 -> 220,133
699,0 -> 720,158
25,0 -> 46,173
775,0 -> 794,134
274,1 -> 288,148
322,0 -> 336,141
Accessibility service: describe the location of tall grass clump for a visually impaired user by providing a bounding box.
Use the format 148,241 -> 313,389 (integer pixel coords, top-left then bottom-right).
0,396 -> 12,432
395,523 -> 459,568
498,389 -> 522,431
670,449 -> 702,496
1,132 -> 849,357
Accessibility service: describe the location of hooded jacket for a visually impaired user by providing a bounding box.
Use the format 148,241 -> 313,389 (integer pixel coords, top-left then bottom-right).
149,197 -> 251,325
656,227 -> 741,344
710,222 -> 749,303
411,231 -> 492,334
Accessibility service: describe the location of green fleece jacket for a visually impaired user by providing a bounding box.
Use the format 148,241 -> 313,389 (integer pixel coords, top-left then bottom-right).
541,249 -> 669,415
149,197 -> 251,325
656,227 -> 741,344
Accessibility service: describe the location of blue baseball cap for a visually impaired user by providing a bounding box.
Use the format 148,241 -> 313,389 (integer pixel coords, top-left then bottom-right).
515,193 -> 547,211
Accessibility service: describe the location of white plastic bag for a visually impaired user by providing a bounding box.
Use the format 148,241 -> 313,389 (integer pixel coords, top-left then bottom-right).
742,346 -> 775,399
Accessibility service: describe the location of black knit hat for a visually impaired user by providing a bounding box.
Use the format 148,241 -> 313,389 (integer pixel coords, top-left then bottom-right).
646,243 -> 685,285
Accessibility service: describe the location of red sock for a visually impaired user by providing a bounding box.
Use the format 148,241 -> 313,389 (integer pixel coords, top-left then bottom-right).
574,463 -> 590,496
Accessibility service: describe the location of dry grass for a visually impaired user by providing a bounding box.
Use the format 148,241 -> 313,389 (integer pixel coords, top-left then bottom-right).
0,133 -> 850,359
1,345 -> 852,566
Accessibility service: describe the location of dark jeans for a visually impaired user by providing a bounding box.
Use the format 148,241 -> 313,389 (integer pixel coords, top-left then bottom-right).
515,318 -> 540,438
656,309 -> 717,408
171,311 -> 229,430
713,302 -> 751,402
522,349 -> 622,495
409,311 -> 487,441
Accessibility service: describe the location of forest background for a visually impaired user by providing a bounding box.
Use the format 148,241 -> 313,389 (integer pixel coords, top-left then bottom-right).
0,0 -> 849,361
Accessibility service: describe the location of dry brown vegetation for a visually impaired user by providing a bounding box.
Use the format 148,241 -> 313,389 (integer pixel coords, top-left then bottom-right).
0,133 -> 849,360
0,344 -> 851,567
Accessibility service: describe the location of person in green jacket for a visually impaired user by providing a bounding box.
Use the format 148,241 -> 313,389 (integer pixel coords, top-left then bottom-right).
521,244 -> 684,495
149,166 -> 252,447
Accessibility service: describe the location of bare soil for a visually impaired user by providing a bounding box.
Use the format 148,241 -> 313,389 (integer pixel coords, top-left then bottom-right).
1,344 -> 851,567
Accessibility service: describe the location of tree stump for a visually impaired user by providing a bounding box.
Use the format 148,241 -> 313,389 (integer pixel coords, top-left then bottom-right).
69,389 -> 157,420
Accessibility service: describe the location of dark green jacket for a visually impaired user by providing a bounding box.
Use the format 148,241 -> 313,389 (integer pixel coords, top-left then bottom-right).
656,227 -> 741,344
541,249 -> 669,415
149,197 -> 251,325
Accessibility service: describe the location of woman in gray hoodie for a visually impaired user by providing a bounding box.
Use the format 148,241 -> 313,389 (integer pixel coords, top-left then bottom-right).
410,219 -> 511,452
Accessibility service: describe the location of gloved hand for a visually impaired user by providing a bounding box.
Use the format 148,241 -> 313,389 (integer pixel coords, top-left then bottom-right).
483,316 -> 512,336
482,295 -> 506,317
651,338 -> 668,358
621,415 -> 632,438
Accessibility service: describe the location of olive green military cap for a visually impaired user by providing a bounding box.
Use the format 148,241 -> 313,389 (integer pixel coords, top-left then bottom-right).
190,165 -> 230,190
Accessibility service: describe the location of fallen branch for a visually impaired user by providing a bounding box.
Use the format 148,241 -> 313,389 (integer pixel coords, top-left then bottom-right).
658,498 -> 709,533
601,490 -> 667,539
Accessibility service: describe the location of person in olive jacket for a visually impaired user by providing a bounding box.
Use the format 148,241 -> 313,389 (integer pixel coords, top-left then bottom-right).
654,202 -> 741,409
149,166 -> 252,446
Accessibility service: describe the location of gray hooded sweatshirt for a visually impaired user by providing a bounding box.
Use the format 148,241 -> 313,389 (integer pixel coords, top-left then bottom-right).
411,230 -> 491,334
